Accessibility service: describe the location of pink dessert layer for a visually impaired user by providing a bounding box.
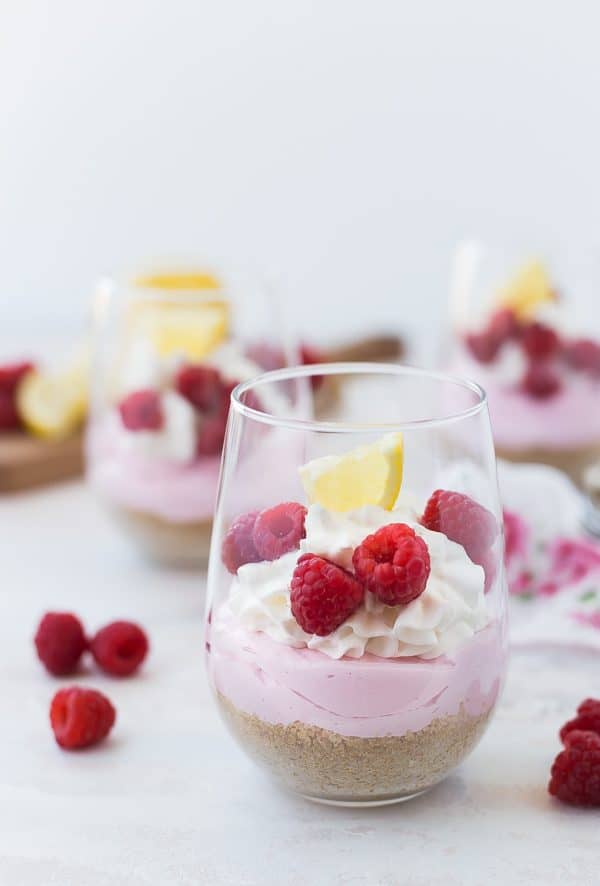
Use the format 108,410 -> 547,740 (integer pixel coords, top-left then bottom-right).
486,376 -> 600,451
86,421 -> 220,523
209,614 -> 506,739
453,351 -> 600,451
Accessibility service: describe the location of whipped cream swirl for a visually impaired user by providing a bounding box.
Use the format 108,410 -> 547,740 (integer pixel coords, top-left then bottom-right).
228,504 -> 488,660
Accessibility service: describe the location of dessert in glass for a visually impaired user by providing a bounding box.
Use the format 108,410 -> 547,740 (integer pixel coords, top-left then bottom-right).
205,364 -> 508,805
449,242 -> 600,486
86,270 -> 293,566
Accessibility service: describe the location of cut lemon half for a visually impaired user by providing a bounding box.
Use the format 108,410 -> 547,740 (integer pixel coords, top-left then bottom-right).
299,432 -> 404,512
17,367 -> 87,440
498,260 -> 556,320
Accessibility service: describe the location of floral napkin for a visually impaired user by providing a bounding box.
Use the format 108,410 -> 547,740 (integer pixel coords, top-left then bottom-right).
499,460 -> 600,651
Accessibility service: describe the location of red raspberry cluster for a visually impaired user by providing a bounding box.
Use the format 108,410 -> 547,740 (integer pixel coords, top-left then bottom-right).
0,361 -> 35,430
549,698 -> 600,806
291,523 -> 430,636
464,307 -> 600,400
221,501 -> 308,574
224,489 -> 497,637
35,612 -> 149,751
118,363 -> 243,457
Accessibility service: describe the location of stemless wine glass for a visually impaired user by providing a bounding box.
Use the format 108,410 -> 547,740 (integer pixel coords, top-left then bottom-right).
86,267 -> 296,567
205,364 -> 508,806
447,240 -> 600,493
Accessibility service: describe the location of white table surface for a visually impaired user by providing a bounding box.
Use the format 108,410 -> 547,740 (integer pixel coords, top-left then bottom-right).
1,482 -> 598,886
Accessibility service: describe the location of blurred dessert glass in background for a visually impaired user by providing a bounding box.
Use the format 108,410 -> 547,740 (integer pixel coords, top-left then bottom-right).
448,241 -> 600,506
86,269 -> 296,567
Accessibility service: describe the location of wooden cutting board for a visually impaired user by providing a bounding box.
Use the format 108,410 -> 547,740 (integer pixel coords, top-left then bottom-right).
0,432 -> 84,493
0,333 -> 404,493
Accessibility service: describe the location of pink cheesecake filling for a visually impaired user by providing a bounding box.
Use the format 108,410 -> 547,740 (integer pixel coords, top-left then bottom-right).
209,615 -> 506,738
86,421 -> 220,523
453,350 -> 600,451
486,376 -> 600,451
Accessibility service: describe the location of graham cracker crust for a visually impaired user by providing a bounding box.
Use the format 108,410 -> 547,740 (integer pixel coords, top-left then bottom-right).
217,692 -> 494,803
111,507 -> 213,567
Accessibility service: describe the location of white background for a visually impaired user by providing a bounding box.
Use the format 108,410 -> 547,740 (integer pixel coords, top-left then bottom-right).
2,0 -> 600,351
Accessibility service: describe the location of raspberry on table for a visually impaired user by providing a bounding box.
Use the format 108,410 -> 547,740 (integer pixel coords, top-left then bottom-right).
0,361 -> 35,430
90,621 -> 149,677
548,729 -> 600,807
119,389 -> 164,431
521,362 -> 562,399
176,365 -> 227,415
352,523 -> 431,605
50,687 -> 116,750
0,361 -> 35,394
520,322 -> 561,360
560,698 -> 600,744
253,502 -> 307,561
421,489 -> 498,571
34,612 -> 87,676
564,338 -> 600,375
222,511 -> 262,574
290,553 -> 365,635
0,390 -> 21,430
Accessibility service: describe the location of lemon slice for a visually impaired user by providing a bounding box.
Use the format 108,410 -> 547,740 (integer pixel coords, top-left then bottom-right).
498,260 -> 556,320
132,302 -> 229,360
17,344 -> 90,439
17,370 -> 85,439
135,271 -> 221,291
299,432 -> 404,512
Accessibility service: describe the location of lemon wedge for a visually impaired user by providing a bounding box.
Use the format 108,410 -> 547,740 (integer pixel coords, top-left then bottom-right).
498,260 -> 556,320
132,301 -> 229,360
299,432 -> 404,512
135,271 -> 221,291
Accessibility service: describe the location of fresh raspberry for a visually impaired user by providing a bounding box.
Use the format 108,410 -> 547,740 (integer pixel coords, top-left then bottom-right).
0,390 -> 21,430
464,330 -> 501,364
253,502 -> 307,561
560,698 -> 600,744
564,338 -> 600,375
520,322 -> 561,360
548,730 -> 600,807
352,523 -> 431,605
118,389 -> 164,431
521,362 -> 562,399
421,489 -> 498,569
300,343 -> 325,390
176,365 -> 227,414
0,361 -> 34,430
0,361 -> 35,394
197,411 -> 228,455
34,612 -> 87,676
50,687 -> 116,750
290,553 -> 364,635
488,308 -> 520,344
222,511 -> 262,573
90,621 -> 149,677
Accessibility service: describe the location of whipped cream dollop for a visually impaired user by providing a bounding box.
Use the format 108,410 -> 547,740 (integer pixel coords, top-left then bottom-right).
109,390 -> 197,463
228,504 -> 488,660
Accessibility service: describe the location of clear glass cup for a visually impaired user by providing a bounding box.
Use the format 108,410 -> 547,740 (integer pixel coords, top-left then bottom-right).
447,240 -> 600,497
86,268 -> 296,567
205,363 -> 508,806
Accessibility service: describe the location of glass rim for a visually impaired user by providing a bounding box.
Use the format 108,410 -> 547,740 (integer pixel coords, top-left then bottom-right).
231,362 -> 487,433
